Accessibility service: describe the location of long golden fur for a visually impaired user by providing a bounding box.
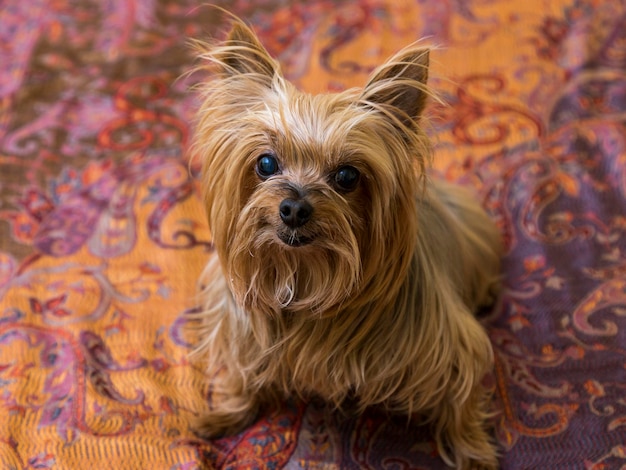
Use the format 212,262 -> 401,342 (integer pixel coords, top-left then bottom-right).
190,19 -> 502,469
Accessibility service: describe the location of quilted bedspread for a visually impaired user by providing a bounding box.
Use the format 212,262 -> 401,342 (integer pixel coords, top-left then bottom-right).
1,0 -> 626,468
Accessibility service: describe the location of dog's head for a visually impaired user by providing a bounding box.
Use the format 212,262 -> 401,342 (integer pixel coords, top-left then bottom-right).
194,21 -> 431,317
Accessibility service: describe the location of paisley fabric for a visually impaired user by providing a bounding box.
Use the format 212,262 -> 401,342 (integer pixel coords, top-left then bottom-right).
1,0 -> 625,468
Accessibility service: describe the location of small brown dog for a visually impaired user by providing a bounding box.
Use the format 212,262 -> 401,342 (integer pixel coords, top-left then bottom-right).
191,19 -> 502,469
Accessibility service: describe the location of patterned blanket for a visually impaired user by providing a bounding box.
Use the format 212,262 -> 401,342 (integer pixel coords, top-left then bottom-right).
1,0 -> 625,468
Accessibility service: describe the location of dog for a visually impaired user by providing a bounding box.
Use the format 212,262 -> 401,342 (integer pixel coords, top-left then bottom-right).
190,19 -> 502,469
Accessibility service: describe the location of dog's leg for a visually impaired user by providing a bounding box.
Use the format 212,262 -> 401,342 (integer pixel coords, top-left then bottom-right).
411,189 -> 501,468
435,385 -> 499,469
425,304 -> 498,470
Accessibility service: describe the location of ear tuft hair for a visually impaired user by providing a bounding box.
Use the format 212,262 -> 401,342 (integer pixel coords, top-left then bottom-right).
191,19 -> 280,83
219,21 -> 279,78
360,47 -> 431,129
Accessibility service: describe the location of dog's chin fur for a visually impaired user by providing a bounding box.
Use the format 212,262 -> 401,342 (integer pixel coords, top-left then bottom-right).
189,19 -> 503,470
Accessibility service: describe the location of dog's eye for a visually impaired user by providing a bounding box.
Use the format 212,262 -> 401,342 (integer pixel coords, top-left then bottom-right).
333,166 -> 360,192
256,154 -> 280,179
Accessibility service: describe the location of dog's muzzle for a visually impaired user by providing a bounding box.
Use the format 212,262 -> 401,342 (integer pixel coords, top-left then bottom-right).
278,197 -> 314,246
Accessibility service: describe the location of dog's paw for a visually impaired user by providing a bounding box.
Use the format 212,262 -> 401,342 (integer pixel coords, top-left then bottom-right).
192,409 -> 257,439
191,396 -> 260,440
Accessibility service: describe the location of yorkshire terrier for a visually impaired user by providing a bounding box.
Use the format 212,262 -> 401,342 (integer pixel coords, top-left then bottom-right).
190,19 -> 502,469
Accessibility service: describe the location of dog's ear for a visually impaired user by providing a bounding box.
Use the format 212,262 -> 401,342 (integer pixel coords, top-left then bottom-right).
217,21 -> 279,80
361,47 -> 430,127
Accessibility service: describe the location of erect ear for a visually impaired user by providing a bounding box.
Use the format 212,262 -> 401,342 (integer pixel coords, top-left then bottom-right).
360,47 -> 430,127
216,21 -> 279,79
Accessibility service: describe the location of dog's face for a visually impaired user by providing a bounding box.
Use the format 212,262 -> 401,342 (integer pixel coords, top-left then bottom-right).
194,23 -> 431,317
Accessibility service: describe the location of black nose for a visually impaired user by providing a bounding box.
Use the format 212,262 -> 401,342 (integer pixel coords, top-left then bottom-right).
279,198 -> 313,228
